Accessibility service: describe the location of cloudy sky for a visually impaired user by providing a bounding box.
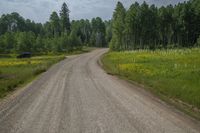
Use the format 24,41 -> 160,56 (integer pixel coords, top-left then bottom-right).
0,0 -> 187,23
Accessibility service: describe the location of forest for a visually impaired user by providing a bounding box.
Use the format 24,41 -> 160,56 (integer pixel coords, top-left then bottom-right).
0,0 -> 200,53
110,0 -> 200,50
0,3 -> 111,54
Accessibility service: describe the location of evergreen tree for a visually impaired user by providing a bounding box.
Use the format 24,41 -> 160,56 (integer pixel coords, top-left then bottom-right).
90,17 -> 106,47
50,11 -> 61,37
110,2 -> 126,50
60,2 -> 70,34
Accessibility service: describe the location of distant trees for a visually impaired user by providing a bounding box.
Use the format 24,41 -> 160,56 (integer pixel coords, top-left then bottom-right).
0,32 -> 15,53
90,17 -> 106,47
3,0 -> 199,53
0,2 -> 109,54
110,0 -> 200,51
16,32 -> 36,52
71,19 -> 91,46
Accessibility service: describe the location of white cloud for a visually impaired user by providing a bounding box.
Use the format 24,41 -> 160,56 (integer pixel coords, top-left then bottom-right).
0,0 -> 187,23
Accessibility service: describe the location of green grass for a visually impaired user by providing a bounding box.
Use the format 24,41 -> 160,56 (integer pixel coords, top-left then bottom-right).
102,48 -> 200,117
0,55 -> 65,98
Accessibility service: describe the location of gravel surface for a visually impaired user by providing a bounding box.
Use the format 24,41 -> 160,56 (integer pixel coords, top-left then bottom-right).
0,49 -> 199,133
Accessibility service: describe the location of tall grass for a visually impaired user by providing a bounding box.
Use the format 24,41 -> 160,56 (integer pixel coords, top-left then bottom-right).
102,48 -> 200,110
0,55 -> 65,98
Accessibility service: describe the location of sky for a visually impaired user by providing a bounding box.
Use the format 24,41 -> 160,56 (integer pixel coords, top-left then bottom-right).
0,0 -> 187,23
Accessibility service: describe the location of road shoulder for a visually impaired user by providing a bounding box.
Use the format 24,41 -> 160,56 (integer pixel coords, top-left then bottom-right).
99,52 -> 200,130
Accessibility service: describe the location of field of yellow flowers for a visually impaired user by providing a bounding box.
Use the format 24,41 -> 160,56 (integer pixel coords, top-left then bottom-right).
0,55 -> 65,98
102,48 -> 200,115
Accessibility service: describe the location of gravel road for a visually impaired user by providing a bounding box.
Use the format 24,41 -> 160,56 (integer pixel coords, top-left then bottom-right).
0,49 -> 199,133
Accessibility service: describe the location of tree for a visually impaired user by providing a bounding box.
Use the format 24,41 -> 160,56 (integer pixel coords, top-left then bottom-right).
90,17 -> 106,47
69,31 -> 82,50
50,11 -> 61,37
110,2 -> 126,50
34,35 -> 45,53
2,32 -> 16,53
181,2 -> 198,46
148,5 -> 159,49
51,37 -> 62,52
1,0 -> 200,53
0,35 -> 6,53
0,13 -> 26,35
16,32 -> 36,52
105,20 -> 112,45
196,36 -> 200,46
60,35 -> 70,51
124,2 -> 141,49
60,2 -> 70,34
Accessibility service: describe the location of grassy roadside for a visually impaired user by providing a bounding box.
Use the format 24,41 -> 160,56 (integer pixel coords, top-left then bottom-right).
0,47 -> 94,98
101,48 -> 200,119
0,55 -> 65,98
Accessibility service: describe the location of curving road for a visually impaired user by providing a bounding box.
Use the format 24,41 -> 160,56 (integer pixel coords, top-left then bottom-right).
0,49 -> 199,133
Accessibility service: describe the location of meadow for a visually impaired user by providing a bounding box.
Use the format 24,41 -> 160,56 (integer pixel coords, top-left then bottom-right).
102,48 -> 200,116
0,55 -> 65,98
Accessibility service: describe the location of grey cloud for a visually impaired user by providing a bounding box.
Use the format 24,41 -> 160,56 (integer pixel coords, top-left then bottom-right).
0,0 -> 187,23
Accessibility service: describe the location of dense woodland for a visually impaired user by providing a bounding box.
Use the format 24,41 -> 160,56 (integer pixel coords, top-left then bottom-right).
0,3 -> 110,54
0,0 -> 200,53
110,0 -> 200,50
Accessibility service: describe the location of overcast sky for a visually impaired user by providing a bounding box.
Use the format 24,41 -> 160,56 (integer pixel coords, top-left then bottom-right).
0,0 -> 187,23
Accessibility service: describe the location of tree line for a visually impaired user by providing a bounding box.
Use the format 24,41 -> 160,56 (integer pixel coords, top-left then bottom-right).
110,0 -> 200,50
0,3 -> 111,54
1,0 -> 200,53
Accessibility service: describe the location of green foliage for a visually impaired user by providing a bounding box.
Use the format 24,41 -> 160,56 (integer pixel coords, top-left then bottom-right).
0,36 -> 5,53
16,32 -> 36,53
105,20 -> 112,44
197,36 -> 200,46
0,2 -> 109,54
0,32 -> 16,53
110,0 -> 200,51
1,1 -> 199,53
50,12 -> 61,37
70,19 -> 91,46
69,31 -> 82,50
34,35 -> 45,53
110,2 -> 126,50
60,2 -> 70,33
90,17 -> 106,47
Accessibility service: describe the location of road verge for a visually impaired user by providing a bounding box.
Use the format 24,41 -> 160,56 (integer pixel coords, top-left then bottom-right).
100,50 -> 200,121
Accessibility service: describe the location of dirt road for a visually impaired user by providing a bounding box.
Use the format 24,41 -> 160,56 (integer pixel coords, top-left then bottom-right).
0,49 -> 199,133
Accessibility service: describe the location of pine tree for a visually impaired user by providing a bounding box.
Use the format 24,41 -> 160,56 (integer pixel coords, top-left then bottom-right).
60,2 -> 70,34
50,11 -> 61,37
110,2 -> 126,50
